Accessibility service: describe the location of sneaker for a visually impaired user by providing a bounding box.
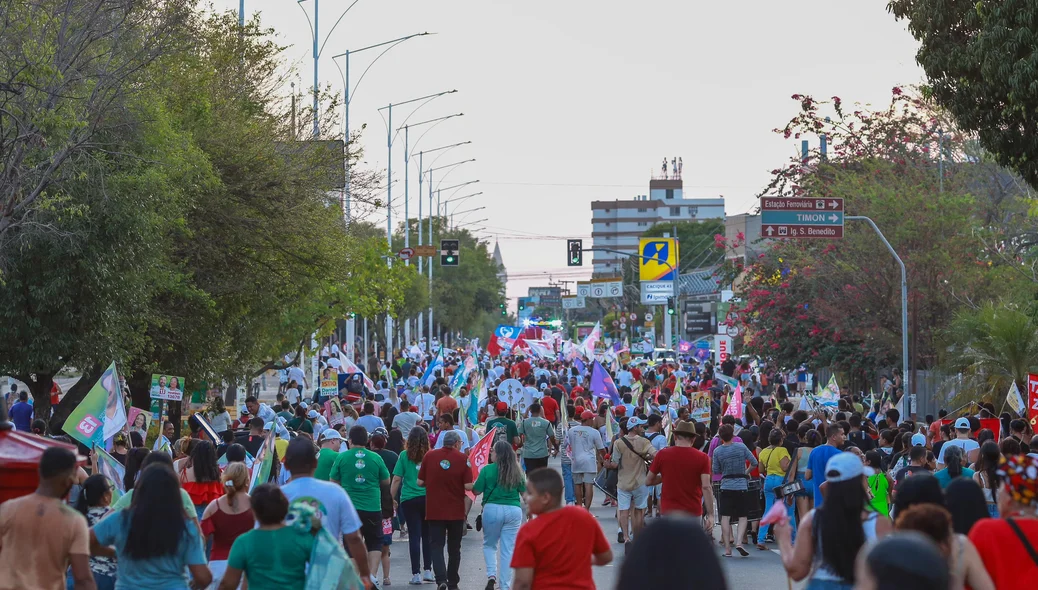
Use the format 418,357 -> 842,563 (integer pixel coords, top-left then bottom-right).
409,574 -> 422,585
423,571 -> 436,583
617,530 -> 625,543
484,578 -> 496,590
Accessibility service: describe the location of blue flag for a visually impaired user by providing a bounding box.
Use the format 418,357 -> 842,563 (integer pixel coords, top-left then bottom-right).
422,349 -> 444,387
574,357 -> 586,377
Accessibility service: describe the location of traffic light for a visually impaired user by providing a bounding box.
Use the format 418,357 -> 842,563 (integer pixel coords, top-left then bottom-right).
440,239 -> 459,266
567,239 -> 583,267
499,302 -> 506,316
518,298 -> 526,312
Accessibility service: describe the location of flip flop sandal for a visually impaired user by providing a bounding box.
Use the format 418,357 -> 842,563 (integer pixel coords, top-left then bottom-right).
735,546 -> 750,557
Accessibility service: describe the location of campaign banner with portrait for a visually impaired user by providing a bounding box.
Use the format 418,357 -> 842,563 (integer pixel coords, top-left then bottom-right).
689,390 -> 711,424
150,374 -> 185,401
320,366 -> 338,399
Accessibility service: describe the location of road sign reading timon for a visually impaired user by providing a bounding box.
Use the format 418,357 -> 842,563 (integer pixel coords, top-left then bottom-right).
761,197 -> 844,239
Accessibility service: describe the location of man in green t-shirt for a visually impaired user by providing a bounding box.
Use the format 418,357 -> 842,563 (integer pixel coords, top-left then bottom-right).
314,429 -> 342,481
487,401 -> 521,450
329,425 -> 391,576
519,403 -> 556,472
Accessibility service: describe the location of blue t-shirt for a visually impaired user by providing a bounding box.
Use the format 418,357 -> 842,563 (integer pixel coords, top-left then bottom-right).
92,510 -> 206,590
355,414 -> 385,434
9,401 -> 33,432
806,445 -> 843,507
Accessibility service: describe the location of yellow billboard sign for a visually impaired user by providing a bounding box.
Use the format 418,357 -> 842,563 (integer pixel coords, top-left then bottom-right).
638,237 -> 678,281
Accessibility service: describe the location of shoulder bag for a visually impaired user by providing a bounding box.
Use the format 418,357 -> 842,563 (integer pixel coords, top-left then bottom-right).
620,436 -> 653,468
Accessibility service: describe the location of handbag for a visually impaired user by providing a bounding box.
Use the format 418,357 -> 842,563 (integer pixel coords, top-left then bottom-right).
772,448 -> 803,499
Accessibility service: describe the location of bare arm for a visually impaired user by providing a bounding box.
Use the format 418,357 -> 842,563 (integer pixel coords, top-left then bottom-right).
701,473 -> 715,531
188,564 -> 213,590
217,565 -> 242,590
512,568 -> 534,590
344,531 -> 372,580
88,530 -> 116,559
390,475 -> 402,506
592,548 -> 613,566
645,470 -> 662,487
69,554 -> 97,590
961,536 -> 995,590
777,509 -> 814,581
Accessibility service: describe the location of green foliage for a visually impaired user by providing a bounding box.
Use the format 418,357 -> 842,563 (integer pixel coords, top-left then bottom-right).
889,0 -> 1038,190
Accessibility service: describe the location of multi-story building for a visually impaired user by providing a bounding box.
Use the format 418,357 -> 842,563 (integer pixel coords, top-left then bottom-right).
590,164 -> 725,276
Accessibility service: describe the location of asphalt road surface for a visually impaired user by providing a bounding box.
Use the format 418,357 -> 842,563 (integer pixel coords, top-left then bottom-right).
378,457 -> 796,590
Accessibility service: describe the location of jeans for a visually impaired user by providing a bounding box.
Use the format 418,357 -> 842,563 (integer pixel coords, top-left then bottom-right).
427,519 -> 464,587
66,570 -> 116,590
561,463 -> 576,505
399,497 -> 432,575
805,579 -> 853,590
758,475 -> 797,544
481,504 -> 522,590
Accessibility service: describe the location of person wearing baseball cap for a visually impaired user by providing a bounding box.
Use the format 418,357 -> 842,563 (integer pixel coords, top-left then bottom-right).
937,417 -> 980,468
775,451 -> 893,586
565,410 -> 606,510
605,415 -> 656,549
314,428 -> 343,480
646,421 -> 713,520
487,401 -> 520,450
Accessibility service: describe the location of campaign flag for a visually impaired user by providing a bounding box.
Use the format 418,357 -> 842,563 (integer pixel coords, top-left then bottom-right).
1028,373 -> 1038,426
578,322 -> 602,358
249,430 -> 277,492
408,345 -> 424,361
574,357 -> 587,377
1007,381 -> 1027,416
605,408 -> 619,442
422,349 -> 445,387
339,353 -> 375,392
677,340 -> 693,353
523,339 -> 556,360
466,428 -> 497,500
63,362 -> 121,448
590,361 -> 620,405
451,356 -> 477,392
715,373 -> 739,391
94,446 -> 126,502
724,385 -> 744,419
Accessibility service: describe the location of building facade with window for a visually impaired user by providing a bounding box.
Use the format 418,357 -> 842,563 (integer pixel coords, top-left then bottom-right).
590,175 -> 725,276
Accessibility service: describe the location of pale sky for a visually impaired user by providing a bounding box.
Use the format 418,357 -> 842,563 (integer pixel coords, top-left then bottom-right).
216,0 -> 923,303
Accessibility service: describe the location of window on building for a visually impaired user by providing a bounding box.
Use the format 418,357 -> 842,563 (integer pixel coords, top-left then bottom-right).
665,189 -> 674,199
605,208 -> 611,213
637,207 -> 647,212
637,221 -> 647,227
688,206 -> 698,217
605,222 -> 611,226
670,207 -> 681,216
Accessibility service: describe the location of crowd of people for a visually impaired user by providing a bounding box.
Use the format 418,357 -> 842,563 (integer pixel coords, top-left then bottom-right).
3,342 -> 1038,590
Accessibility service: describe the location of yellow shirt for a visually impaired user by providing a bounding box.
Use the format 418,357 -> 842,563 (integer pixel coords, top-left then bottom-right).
275,438 -> 289,462
759,446 -> 791,477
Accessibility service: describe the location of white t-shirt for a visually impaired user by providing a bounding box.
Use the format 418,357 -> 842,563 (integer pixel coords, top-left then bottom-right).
327,357 -> 342,370
566,425 -> 605,474
282,477 -> 361,540
331,343 -> 341,356
210,411 -> 232,433
394,412 -> 422,438
287,367 -> 306,387
286,388 -> 300,405
415,393 -> 436,420
937,438 -> 979,464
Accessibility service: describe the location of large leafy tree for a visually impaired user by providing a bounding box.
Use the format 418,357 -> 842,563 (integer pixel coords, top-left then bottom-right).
722,91 -> 1025,387
888,0 -> 1038,190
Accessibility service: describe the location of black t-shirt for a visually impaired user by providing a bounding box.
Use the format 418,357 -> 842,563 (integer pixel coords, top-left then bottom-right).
895,465 -> 931,485
242,434 -> 265,457
847,431 -> 876,452
549,386 -> 565,407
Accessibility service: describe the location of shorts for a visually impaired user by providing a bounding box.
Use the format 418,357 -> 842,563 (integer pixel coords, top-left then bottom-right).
650,483 -> 662,499
718,488 -> 753,518
617,485 -> 650,510
524,457 -> 549,471
573,472 -> 597,484
357,510 -> 384,552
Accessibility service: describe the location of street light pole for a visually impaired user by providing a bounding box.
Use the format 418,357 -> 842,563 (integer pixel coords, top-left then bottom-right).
332,32 -> 431,226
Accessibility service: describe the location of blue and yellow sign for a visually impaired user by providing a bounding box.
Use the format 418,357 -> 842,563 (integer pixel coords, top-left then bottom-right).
639,237 -> 678,281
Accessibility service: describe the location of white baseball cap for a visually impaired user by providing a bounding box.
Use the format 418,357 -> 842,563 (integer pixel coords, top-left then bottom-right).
911,433 -> 927,447
307,410 -> 319,419
825,452 -> 864,483
318,429 -> 343,443
954,417 -> 971,430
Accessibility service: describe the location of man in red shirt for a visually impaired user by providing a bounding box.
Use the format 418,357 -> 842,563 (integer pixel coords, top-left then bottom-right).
511,469 -> 612,590
512,356 -> 532,380
646,420 -> 713,527
540,393 -> 559,425
418,430 -> 472,590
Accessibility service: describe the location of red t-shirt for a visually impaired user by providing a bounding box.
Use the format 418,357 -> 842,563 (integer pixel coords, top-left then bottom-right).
540,395 -> 559,423
418,448 -> 472,521
630,368 -> 641,381
570,386 -> 585,400
648,446 -> 711,516
511,506 -> 609,589
514,361 -> 532,379
969,518 -> 1038,588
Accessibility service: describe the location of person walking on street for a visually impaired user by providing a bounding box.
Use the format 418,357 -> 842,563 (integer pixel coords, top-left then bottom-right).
606,417 -> 656,550
713,423 -> 758,557
518,403 -> 555,472
805,424 -> 845,509
565,411 -> 605,511
417,431 -> 472,590
330,426 -> 391,580
646,420 -> 714,525
200,463 -> 253,588
468,441 -> 526,590
757,429 -> 796,549
392,426 -> 435,585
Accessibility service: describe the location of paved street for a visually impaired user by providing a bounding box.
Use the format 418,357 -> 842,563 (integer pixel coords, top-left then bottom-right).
380,457 -> 794,590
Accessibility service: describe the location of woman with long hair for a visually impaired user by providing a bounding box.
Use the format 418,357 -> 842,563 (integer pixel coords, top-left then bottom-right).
178,440 -> 223,520
775,452 -> 891,589
122,448 -> 150,491
944,478 -> 990,536
89,464 -> 212,588
796,426 -> 821,517
391,426 -> 433,585
972,441 -> 1002,517
200,463 -> 253,588
468,441 -> 527,590
386,429 -> 405,454
935,444 -> 974,489
73,475 -> 117,590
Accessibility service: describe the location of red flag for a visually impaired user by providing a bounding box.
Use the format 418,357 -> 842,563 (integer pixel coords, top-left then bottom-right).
1028,373 -> 1038,427
466,427 -> 497,500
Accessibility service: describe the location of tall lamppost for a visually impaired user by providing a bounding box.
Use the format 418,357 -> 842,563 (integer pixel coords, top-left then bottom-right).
425,176 -> 478,341
295,0 -> 363,137
331,32 -> 431,224
378,90 -> 457,356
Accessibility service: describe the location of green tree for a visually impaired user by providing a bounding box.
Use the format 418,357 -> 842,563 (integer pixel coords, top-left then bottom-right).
888,0 -> 1038,190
